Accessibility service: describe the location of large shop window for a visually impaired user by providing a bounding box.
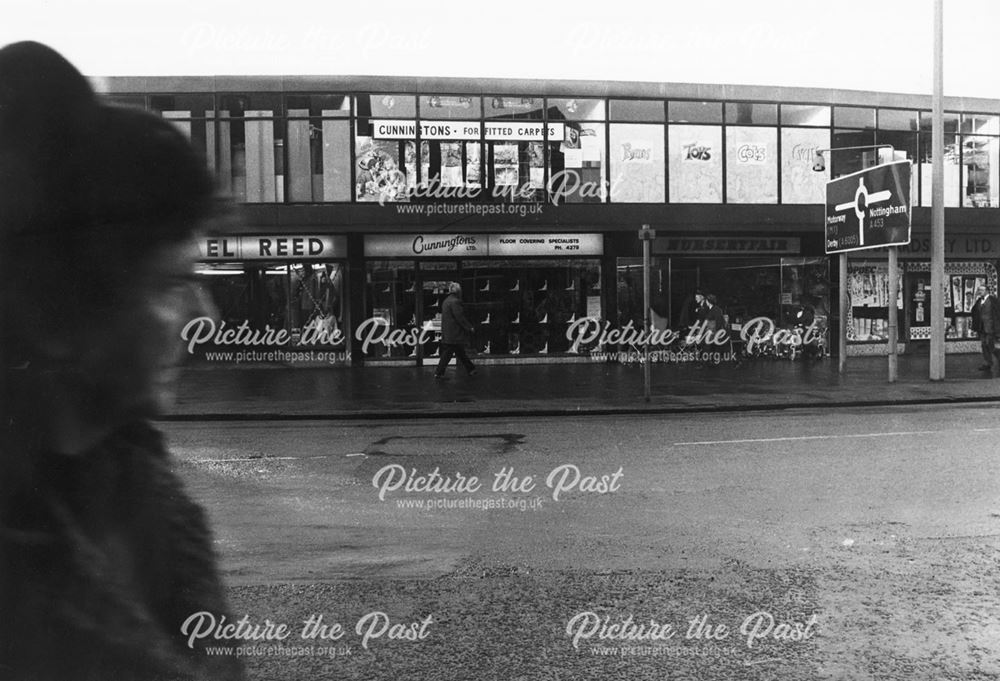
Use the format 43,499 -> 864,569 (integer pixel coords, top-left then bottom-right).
668,124 -> 722,203
845,261 -> 904,346
419,95 -> 485,193
960,133 -> 999,208
609,124 -> 664,202
549,98 -> 607,203
152,94 -> 213,173
285,95 -> 351,202
617,257 -> 828,335
355,95 -> 417,202
193,262 -> 347,361
362,259 -> 603,360
919,112 -> 961,208
726,126 -> 777,203
218,94 -> 283,203
780,127 -> 830,203
485,96 -> 548,203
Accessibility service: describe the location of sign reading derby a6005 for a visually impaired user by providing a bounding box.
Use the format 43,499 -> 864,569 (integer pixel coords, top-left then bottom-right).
825,160 -> 912,254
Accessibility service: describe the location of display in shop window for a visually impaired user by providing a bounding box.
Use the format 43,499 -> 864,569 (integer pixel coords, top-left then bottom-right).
356,139 -> 411,202
845,263 -> 903,343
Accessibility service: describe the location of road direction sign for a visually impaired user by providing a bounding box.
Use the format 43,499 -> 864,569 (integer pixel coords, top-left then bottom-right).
825,160 -> 912,254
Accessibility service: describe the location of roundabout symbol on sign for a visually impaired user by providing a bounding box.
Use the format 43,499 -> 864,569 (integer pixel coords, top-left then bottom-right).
834,177 -> 892,247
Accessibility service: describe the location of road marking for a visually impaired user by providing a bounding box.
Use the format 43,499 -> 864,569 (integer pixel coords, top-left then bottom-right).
673,430 -> 943,446
346,452 -> 368,457
744,657 -> 785,666
193,456 -> 300,462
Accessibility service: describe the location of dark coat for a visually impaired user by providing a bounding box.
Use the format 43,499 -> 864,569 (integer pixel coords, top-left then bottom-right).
440,292 -> 474,344
0,420 -> 244,681
704,304 -> 726,332
971,293 -> 1000,335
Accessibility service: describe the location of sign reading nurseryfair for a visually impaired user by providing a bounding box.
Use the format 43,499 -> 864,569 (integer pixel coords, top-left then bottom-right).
825,160 -> 912,254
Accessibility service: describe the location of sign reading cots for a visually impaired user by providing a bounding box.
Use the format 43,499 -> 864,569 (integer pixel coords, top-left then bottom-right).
200,236 -> 347,260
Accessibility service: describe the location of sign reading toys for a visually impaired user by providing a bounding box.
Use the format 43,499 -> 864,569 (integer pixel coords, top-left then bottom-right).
825,160 -> 912,254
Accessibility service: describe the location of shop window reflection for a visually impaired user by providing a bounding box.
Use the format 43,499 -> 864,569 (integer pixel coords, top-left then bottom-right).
192,262 -> 347,360
364,261 -> 419,358
286,96 -> 352,202
420,140 -> 483,192
465,260 -> 602,355
961,136 -> 999,207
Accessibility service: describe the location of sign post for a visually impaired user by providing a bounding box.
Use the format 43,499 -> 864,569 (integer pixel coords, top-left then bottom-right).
639,225 -> 656,402
825,160 -> 912,381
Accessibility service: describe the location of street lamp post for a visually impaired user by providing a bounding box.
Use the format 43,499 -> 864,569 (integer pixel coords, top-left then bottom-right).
930,0 -> 946,380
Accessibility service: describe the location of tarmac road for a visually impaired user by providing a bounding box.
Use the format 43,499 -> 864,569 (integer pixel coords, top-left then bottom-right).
162,404 -> 1000,680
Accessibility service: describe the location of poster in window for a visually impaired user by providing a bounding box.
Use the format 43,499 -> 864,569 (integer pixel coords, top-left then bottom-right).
726,126 -> 777,203
609,124 -> 664,203
668,125 -> 722,203
781,128 -> 830,204
356,139 -> 407,202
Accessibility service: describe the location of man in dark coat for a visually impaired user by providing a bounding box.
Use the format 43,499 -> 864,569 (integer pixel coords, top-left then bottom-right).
435,282 -> 477,378
971,285 -> 1000,373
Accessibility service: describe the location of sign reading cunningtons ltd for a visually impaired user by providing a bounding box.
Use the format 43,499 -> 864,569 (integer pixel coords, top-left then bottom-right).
363,233 -> 603,258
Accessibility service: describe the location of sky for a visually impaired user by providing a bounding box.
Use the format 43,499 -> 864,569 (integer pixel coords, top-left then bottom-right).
3,0 -> 999,99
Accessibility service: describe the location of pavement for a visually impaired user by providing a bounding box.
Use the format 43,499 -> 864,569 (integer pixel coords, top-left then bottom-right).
163,351 -> 1000,419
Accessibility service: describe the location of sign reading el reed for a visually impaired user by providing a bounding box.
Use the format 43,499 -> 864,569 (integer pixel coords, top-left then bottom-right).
825,160 -> 912,254
200,236 -> 346,260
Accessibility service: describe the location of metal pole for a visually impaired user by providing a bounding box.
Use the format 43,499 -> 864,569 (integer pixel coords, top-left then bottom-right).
888,246 -> 898,382
643,230 -> 652,402
839,252 -> 848,374
930,0 -> 946,380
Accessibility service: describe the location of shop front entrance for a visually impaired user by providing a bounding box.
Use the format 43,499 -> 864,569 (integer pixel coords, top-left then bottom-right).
616,256 -> 830,338
361,233 -> 605,365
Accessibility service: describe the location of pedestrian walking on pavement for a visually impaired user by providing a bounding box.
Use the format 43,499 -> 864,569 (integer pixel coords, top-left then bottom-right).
0,42 -> 243,681
702,294 -> 728,366
971,285 -> 1000,374
435,282 -> 478,378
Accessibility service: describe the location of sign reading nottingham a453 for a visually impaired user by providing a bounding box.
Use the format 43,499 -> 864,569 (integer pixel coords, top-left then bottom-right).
825,160 -> 912,254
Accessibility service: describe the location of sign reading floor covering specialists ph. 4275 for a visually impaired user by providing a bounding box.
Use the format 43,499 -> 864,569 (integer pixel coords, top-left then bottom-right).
825,160 -> 912,254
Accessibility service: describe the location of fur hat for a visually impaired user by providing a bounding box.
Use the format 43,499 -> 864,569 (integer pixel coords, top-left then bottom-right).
0,41 -> 220,354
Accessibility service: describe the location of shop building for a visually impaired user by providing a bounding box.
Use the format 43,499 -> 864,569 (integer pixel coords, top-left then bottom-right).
94,75 -> 1000,365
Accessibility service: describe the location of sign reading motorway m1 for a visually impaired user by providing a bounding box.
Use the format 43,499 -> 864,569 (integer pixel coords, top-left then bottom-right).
825,160 -> 912,254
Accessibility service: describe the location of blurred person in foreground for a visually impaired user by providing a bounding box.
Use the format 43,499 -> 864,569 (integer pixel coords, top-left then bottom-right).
0,42 -> 243,680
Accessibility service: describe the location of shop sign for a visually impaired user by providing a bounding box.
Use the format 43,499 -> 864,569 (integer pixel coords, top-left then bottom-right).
825,160 -> 912,254
654,237 -> 801,255
898,236 -> 1000,257
487,234 -> 603,256
680,141 -> 713,162
365,234 -> 485,257
735,143 -> 768,164
373,120 -> 481,140
200,235 -> 346,260
365,233 -> 602,257
373,120 -> 565,142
